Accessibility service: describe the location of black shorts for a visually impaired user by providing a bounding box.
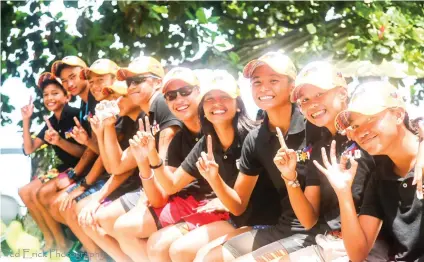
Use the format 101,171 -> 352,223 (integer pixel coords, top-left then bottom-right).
223,223 -> 329,261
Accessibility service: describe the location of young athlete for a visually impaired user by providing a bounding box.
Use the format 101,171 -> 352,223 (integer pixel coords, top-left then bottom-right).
315,81 -> 424,261
197,52 -> 316,261
234,61 -> 377,261
18,72 -> 84,250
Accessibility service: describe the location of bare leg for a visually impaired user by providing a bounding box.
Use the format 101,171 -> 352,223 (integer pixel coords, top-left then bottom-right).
113,203 -> 157,261
194,226 -> 252,262
169,221 -> 247,262
61,195 -> 107,262
146,224 -> 184,261
82,198 -> 132,262
19,180 -> 54,249
36,183 -> 68,250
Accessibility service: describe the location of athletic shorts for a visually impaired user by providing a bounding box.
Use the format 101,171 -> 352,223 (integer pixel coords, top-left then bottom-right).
120,189 -> 142,212
66,180 -> 106,202
223,223 -> 329,260
149,195 -> 230,234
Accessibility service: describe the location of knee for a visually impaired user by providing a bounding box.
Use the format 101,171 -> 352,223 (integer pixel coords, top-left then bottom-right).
18,186 -> 31,204
146,231 -> 170,260
169,239 -> 190,262
36,186 -> 51,206
113,215 -> 132,239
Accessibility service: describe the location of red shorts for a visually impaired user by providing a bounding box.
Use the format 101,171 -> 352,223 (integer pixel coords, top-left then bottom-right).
149,195 -> 229,233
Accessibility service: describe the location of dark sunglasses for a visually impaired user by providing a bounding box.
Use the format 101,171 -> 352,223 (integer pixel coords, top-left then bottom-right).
126,75 -> 159,87
164,86 -> 197,101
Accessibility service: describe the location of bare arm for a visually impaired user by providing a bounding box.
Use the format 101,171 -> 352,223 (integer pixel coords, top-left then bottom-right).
83,156 -> 106,185
22,119 -> 45,154
157,126 -> 180,159
93,170 -> 134,203
104,123 -> 136,174
56,137 -> 85,157
337,193 -> 382,262
73,148 -> 98,176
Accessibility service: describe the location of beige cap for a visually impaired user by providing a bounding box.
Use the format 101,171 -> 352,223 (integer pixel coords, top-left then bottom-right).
291,61 -> 347,103
200,70 -> 240,99
102,81 -> 128,96
335,81 -> 406,131
243,52 -> 297,80
162,67 -> 200,94
80,59 -> 119,80
51,56 -> 87,76
117,56 -> 164,80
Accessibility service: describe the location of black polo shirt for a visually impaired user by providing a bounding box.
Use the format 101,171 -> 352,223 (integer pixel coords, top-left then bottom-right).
239,105 -> 313,202
165,125 -> 214,200
36,104 -> 81,172
79,91 -> 98,137
360,156 -> 424,261
305,129 -> 374,230
112,116 -> 142,194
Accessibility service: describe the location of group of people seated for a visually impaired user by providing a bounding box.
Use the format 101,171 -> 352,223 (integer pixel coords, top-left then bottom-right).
18,52 -> 423,262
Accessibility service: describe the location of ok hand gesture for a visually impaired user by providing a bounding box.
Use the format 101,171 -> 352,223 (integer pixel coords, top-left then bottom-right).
196,135 -> 219,181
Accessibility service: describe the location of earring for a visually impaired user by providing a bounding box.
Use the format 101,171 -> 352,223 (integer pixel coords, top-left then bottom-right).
237,108 -> 241,112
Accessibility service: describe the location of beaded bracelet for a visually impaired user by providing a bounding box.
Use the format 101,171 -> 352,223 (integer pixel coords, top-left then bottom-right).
281,171 -> 300,188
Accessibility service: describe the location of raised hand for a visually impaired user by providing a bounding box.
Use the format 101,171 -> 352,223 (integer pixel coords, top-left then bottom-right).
412,119 -> 424,199
44,116 -> 61,145
89,115 -> 104,136
196,135 -> 219,181
313,140 -> 359,195
70,117 -> 89,145
21,96 -> 34,120
196,198 -> 229,213
129,116 -> 156,162
273,127 -> 297,180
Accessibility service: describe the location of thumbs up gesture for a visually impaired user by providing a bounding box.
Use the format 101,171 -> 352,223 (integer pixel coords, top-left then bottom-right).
196,135 -> 219,181
273,127 -> 297,180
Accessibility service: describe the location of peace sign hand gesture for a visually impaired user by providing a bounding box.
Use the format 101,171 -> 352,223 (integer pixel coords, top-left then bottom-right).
273,127 -> 297,180
313,140 -> 359,196
70,117 -> 89,145
412,119 -> 424,199
129,116 -> 156,162
21,96 -> 34,120
196,135 -> 219,181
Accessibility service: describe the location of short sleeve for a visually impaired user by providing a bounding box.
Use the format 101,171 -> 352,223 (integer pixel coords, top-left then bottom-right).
238,131 -> 262,176
351,149 -> 374,209
36,125 -> 48,142
359,176 -> 384,220
181,138 -> 204,179
155,96 -> 183,130
114,116 -> 125,134
165,131 -> 183,168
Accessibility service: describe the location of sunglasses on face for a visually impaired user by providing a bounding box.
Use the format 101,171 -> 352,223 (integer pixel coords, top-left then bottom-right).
164,86 -> 196,101
126,75 -> 160,87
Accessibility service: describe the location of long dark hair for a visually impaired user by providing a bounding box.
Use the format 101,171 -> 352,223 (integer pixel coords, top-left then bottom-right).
198,96 -> 257,142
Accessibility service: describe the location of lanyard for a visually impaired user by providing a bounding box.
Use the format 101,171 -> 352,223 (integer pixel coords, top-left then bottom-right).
79,102 -> 89,122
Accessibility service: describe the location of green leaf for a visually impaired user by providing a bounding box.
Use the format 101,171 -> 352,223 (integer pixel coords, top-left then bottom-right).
151,5 -> 168,14
196,8 -> 208,24
228,51 -> 240,63
208,16 -> 220,23
306,23 -> 317,34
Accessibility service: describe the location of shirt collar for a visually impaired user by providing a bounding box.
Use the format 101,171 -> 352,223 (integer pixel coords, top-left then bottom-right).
182,124 -> 202,142
261,104 -> 306,141
375,156 -> 415,181
209,130 -> 242,156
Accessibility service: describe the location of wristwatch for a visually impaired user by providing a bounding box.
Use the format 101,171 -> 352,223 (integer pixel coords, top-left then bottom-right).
79,177 -> 91,189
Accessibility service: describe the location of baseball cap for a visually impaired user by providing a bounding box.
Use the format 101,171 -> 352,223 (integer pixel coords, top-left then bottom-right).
102,81 -> 128,96
37,72 -> 63,90
243,52 -> 297,80
79,59 -> 120,80
291,61 -> 347,103
335,81 -> 406,132
162,67 -> 200,94
200,70 -> 240,99
51,56 -> 87,76
117,56 -> 164,81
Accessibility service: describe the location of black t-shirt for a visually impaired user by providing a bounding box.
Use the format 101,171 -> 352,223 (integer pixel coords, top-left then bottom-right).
36,104 -> 81,172
165,125 -> 212,200
305,129 -> 374,230
79,91 -> 98,137
139,94 -> 183,150
360,156 -> 424,261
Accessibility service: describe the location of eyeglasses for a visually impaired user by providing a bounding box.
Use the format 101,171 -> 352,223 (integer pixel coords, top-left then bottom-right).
164,86 -> 196,101
126,75 -> 160,87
